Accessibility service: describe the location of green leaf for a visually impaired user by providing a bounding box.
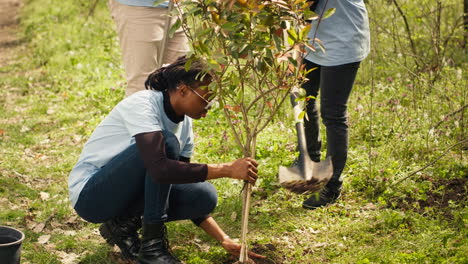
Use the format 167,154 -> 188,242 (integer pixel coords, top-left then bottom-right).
152,0 -> 166,7
169,18 -> 182,38
208,59 -> 222,72
287,29 -> 297,42
299,24 -> 311,40
322,8 -> 336,19
298,110 -> 306,120
184,57 -> 193,72
303,9 -> 319,21
221,22 -> 238,32
287,56 -> 298,67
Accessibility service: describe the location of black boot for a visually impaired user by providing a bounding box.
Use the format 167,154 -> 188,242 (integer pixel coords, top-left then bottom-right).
99,215 -> 141,260
302,183 -> 342,210
137,222 -> 181,264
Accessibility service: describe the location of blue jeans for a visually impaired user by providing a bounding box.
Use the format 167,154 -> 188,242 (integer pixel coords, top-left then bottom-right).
302,60 -> 361,187
74,131 -> 217,224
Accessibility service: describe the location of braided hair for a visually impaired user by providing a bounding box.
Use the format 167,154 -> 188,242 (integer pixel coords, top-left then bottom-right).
145,56 -> 210,92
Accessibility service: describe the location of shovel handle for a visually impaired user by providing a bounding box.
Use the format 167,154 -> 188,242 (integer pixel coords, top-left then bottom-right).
290,91 -> 308,158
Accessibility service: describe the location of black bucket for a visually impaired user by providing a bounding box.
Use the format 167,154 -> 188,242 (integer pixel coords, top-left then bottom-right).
0,226 -> 25,264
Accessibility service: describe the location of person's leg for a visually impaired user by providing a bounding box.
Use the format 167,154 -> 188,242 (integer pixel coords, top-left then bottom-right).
320,61 -> 361,188
74,130 -> 180,261
74,143 -> 146,260
142,130 -> 180,224
166,182 -> 218,224
138,131 -> 182,264
74,144 -> 146,223
302,60 -> 322,162
161,21 -> 189,66
303,61 -> 361,209
108,0 -> 170,96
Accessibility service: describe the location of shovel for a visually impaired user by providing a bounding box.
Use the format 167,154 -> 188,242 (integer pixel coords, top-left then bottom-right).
278,86 -> 333,194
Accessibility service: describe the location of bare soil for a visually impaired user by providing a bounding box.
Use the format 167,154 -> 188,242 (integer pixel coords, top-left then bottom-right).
223,243 -> 284,264
0,0 -> 22,69
396,177 -> 467,218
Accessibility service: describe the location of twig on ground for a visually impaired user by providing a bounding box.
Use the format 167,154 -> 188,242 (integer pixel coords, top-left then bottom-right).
432,104 -> 467,129
393,139 -> 468,186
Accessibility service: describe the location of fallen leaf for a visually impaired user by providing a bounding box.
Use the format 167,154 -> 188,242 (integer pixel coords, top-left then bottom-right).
44,243 -> 57,250
362,202 -> 377,210
25,217 -> 36,230
230,212 -> 237,221
311,242 -> 327,248
57,251 -> 79,264
73,135 -> 82,143
37,234 -> 51,244
33,223 -> 45,233
65,215 -> 77,224
20,126 -> 30,132
62,230 -> 77,236
40,192 -> 50,201
40,139 -> 51,145
50,221 -> 61,229
307,227 -> 320,234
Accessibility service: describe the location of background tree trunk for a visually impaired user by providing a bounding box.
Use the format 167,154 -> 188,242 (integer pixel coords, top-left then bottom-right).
464,0 -> 467,47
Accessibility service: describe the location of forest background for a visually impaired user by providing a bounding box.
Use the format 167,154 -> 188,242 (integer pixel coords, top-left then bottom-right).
0,0 -> 466,263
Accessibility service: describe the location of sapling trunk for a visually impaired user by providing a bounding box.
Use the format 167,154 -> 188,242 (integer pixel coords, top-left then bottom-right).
239,181 -> 252,263
238,142 -> 255,263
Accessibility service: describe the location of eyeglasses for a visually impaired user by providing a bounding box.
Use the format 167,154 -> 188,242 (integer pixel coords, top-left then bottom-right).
189,87 -> 215,110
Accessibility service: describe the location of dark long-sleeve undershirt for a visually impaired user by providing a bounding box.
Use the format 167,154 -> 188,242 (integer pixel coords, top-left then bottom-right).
135,131 -> 208,184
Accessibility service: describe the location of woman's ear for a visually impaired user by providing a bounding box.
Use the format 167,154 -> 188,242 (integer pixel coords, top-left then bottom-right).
178,84 -> 188,97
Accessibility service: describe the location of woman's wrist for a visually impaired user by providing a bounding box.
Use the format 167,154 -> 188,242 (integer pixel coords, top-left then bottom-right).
220,235 -> 231,243
207,162 -> 232,180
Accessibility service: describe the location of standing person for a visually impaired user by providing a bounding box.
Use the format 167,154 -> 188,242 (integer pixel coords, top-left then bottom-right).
301,0 -> 370,209
108,0 -> 189,96
69,56 -> 265,263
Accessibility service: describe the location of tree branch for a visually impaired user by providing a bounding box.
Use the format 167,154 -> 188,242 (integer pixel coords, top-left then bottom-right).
432,104 -> 468,129
391,0 -> 419,67
392,139 -> 468,186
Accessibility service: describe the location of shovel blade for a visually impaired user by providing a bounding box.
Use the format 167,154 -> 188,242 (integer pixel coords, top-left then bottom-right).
279,157 -> 333,194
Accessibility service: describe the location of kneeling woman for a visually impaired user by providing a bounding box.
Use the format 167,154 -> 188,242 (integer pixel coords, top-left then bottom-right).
68,56 -> 264,263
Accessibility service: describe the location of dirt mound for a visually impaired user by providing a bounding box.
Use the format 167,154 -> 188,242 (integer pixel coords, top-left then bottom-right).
397,177 -> 467,218
223,243 -> 284,264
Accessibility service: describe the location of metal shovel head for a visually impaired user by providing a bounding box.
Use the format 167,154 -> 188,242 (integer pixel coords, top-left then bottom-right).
279,156 -> 333,194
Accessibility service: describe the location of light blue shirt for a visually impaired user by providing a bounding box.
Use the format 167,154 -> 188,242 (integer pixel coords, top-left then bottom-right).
305,0 -> 371,66
116,0 -> 169,8
68,90 -> 194,207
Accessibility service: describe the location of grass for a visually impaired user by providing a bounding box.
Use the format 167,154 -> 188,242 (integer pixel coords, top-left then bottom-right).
0,0 -> 466,263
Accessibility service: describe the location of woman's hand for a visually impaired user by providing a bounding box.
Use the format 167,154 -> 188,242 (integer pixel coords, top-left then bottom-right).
206,157 -> 258,183
228,157 -> 259,184
221,237 -> 266,260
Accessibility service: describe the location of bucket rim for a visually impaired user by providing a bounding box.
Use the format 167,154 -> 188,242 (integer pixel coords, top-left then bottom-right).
0,226 -> 25,247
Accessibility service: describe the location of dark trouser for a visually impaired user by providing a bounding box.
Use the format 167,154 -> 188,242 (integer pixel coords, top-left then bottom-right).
74,131 -> 217,225
302,59 -> 361,188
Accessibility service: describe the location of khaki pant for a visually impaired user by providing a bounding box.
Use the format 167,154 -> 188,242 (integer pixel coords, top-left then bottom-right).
108,0 -> 189,96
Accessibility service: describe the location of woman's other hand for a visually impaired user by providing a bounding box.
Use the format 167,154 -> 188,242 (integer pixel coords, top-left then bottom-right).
221,237 -> 266,260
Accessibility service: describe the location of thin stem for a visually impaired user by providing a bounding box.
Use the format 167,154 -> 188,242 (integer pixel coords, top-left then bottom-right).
393,139 -> 468,186
391,0 -> 420,68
